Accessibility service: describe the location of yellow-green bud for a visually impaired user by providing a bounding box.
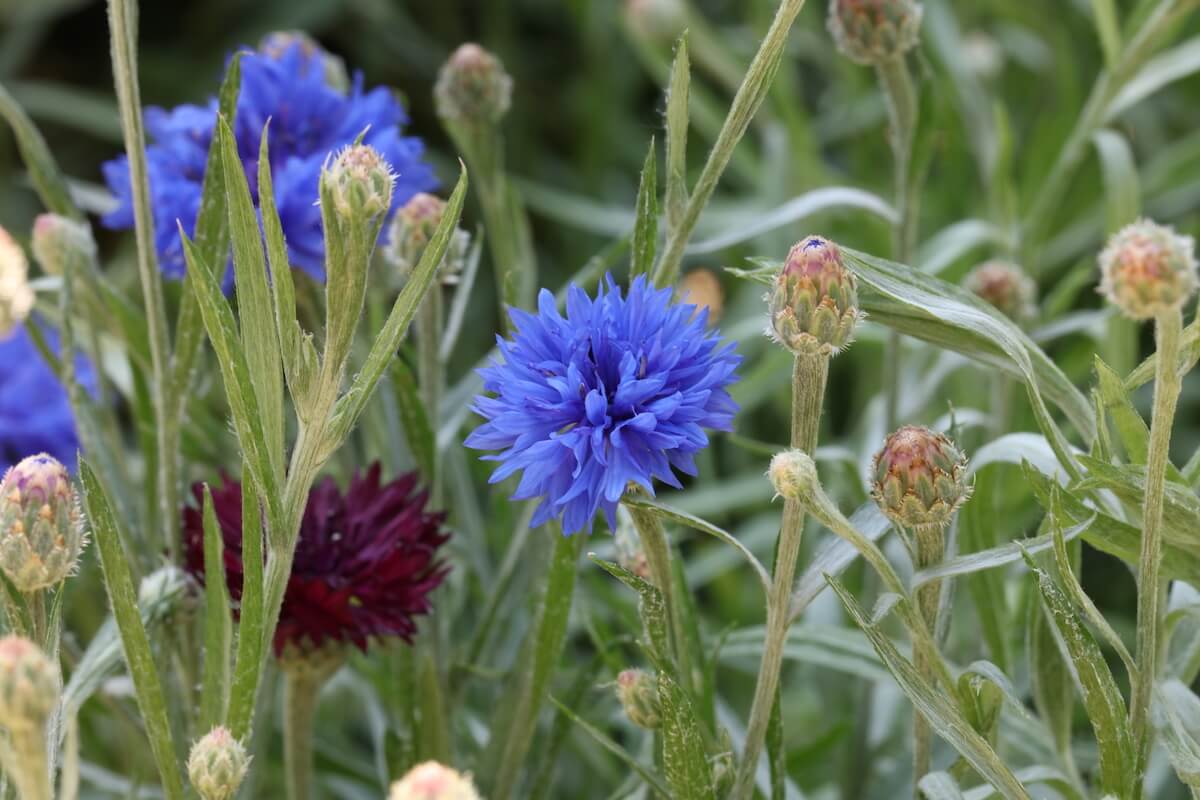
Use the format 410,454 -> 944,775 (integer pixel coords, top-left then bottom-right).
964,260 -> 1036,323
828,0 -> 924,65
277,638 -> 347,686
1098,219 -> 1198,320
187,726 -> 250,800
0,636 -> 58,731
0,225 -> 34,338
0,454 -> 85,593
389,761 -> 482,800
30,213 -> 97,277
435,44 -> 513,124
769,236 -> 862,357
615,669 -> 662,729
871,426 -> 971,530
325,145 -> 395,223
768,449 -> 820,502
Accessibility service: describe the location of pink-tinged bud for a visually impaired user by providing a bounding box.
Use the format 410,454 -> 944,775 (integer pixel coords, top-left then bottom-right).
30,213 -> 97,277
624,0 -> 687,42
768,450 -> 819,502
324,145 -> 395,222
0,454 -> 85,593
615,669 -> 662,729
435,44 -> 513,124
769,236 -> 862,357
258,30 -> 349,91
0,225 -> 34,338
187,726 -> 250,800
389,761 -> 482,800
828,0 -> 924,65
680,268 -> 725,325
964,260 -> 1036,323
0,635 -> 58,731
385,193 -> 471,281
871,426 -> 970,530
1098,219 -> 1198,320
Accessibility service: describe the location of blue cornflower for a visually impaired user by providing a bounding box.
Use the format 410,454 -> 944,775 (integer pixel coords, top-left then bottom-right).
101,36 -> 438,281
465,276 -> 742,535
0,324 -> 93,473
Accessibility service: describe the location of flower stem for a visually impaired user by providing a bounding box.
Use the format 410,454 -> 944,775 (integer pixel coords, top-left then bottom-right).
911,524 -> 946,790
1130,308 -> 1185,774
731,352 -> 828,800
626,502 -> 693,688
282,669 -> 324,800
417,286 -> 444,502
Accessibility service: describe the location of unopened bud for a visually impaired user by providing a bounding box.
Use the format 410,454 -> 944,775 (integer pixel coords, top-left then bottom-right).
187,726 -> 250,800
258,30 -> 349,92
613,506 -> 651,580
680,268 -> 725,325
615,669 -> 662,729
277,638 -> 347,686
385,193 -> 470,282
1098,219 -> 1198,320
768,450 -> 819,502
964,260 -> 1036,323
769,236 -> 861,357
828,0 -> 924,65
871,426 -> 970,531
325,145 -> 395,222
0,636 -> 58,731
389,761 -> 482,800
0,225 -> 34,338
624,0 -> 687,41
30,214 -> 97,277
435,44 -> 513,125
0,454 -> 85,593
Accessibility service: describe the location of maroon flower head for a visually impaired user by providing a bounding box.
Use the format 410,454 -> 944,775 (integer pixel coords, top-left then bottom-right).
182,463 -> 449,655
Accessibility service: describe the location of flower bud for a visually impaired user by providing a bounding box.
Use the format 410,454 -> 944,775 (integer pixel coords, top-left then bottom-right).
615,669 -> 662,729
389,761 -> 482,800
871,426 -> 970,530
963,260 -> 1036,323
277,638 -> 347,686
187,726 -> 250,800
258,30 -> 349,92
768,449 -> 819,502
624,0 -> 687,42
613,505 -> 651,580
435,44 -> 513,125
0,454 -> 85,593
0,636 -> 58,731
1098,219 -> 1198,320
30,214 -> 97,277
0,225 -> 34,338
769,236 -> 862,357
325,144 -> 395,223
680,268 -> 725,325
828,0 -> 924,65
385,193 -> 470,282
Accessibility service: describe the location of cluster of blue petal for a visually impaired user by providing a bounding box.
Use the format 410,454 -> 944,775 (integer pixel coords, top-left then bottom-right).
466,276 -> 742,535
101,40 -> 437,281
0,324 -> 93,473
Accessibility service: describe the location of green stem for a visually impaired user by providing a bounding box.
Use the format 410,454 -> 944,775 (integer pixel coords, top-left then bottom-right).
283,670 -> 324,800
1130,308 -> 1184,774
417,287 -> 444,502
731,353 -> 829,800
911,524 -> 946,792
626,502 -> 693,689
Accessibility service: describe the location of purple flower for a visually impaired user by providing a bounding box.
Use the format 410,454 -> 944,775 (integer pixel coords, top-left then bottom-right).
102,37 -> 438,281
466,276 -> 742,535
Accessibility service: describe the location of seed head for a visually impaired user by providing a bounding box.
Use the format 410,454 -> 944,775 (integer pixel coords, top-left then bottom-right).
435,44 -> 513,125
871,426 -> 970,530
389,761 -> 482,800
324,144 -> 396,223
615,669 -> 662,730
1098,219 -> 1198,320
0,636 -> 58,731
769,236 -> 861,357
0,454 -> 85,593
0,225 -> 34,338
187,727 -> 250,800
964,260 -> 1036,323
828,0 -> 924,65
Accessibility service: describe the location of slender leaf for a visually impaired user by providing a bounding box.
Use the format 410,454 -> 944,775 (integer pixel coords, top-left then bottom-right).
657,669 -> 714,799
0,80 -> 80,218
631,138 -> 658,278
664,33 -> 690,238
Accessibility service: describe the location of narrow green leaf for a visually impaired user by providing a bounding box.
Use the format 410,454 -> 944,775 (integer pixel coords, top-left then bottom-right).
1090,0 -> 1122,68
919,772 -> 965,799
1108,34 -> 1200,119
416,653 -> 450,762
1095,356 -> 1150,464
200,485 -> 233,730
958,473 -> 1011,671
590,555 -> 670,664
226,469 -> 265,739
663,33 -> 690,238
912,517 -> 1088,588
657,669 -> 714,799
631,138 -> 659,278
78,459 -> 186,800
391,359 -> 436,483
548,696 -> 672,796
1092,129 -> 1141,232
1075,455 -> 1200,545
0,80 -> 80,218
789,503 -> 891,623
1156,680 -> 1200,789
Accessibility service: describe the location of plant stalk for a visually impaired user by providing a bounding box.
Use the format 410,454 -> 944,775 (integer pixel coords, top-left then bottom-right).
626,502 -> 693,689
911,524 -> 946,791
282,667 -> 329,800
731,352 -> 828,800
417,286 -> 445,502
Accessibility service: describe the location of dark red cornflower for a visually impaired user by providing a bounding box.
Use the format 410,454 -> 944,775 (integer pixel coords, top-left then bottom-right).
182,463 -> 449,655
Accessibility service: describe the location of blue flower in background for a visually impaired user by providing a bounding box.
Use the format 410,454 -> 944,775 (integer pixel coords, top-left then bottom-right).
101,36 -> 438,281
466,276 -> 742,536
0,324 -> 93,474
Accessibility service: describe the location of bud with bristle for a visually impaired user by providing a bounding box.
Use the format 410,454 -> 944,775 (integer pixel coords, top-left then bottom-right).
828,0 -> 924,65
30,214 -> 97,277
870,426 -> 970,531
389,761 -> 482,800
769,236 -> 862,357
385,193 -> 470,282
615,669 -> 662,729
964,260 -> 1036,323
768,450 -> 820,502
0,453 -> 85,593
680,268 -> 725,325
435,44 -> 513,125
0,225 -> 34,338
1098,219 -> 1198,320
187,727 -> 250,800
324,144 -> 395,223
0,636 -> 58,731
